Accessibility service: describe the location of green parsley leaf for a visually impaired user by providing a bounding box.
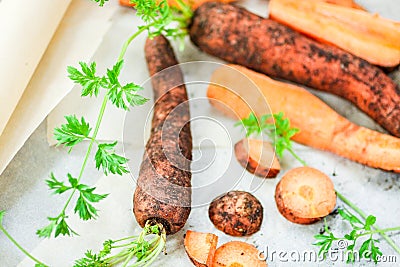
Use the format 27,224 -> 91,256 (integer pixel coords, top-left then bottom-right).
105,61 -> 149,111
364,215 -> 377,230
36,216 -> 77,238
74,250 -> 108,267
54,115 -> 91,151
91,0 -> 110,7
95,141 -> 129,175
46,173 -> 72,194
55,217 -> 76,237
370,239 -> 382,263
68,62 -> 105,97
74,184 -> 108,221
36,218 -> 57,238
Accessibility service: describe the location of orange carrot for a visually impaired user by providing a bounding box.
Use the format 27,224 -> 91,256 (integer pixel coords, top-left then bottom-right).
184,230 -> 218,267
320,0 -> 365,10
207,64 -> 400,172
269,0 -> 400,67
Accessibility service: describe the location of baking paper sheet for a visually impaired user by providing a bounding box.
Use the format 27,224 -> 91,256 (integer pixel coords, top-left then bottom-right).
7,0 -> 400,266
0,0 -> 119,175
0,0 -> 71,136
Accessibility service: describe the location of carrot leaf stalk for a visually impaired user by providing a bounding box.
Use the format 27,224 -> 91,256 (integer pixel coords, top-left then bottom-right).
74,222 -> 167,267
0,211 -> 48,267
236,112 -> 306,166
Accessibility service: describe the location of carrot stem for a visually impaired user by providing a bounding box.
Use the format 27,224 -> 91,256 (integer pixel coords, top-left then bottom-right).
336,191 -> 400,255
0,224 -> 48,266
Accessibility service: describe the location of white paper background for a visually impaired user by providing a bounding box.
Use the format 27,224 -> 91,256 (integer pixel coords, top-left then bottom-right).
0,1 -> 399,267
0,0 -> 119,175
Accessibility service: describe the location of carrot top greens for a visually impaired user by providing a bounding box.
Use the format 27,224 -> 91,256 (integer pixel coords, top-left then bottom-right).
74,222 -> 166,267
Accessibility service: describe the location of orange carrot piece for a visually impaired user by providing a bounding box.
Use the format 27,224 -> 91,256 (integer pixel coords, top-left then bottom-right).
207,64 -> 400,172
275,166 -> 337,224
212,241 -> 267,267
184,230 -> 218,267
235,138 -> 280,178
269,0 -> 400,67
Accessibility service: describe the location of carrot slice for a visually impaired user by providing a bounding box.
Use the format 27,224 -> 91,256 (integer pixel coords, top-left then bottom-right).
207,64 -> 400,172
235,138 -> 280,178
184,230 -> 218,267
212,241 -> 267,267
269,0 -> 400,67
275,166 -> 337,224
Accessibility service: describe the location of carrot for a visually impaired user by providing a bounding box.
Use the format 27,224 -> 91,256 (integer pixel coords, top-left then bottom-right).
235,138 -> 280,178
212,241 -> 267,267
209,191 -> 263,237
184,230 -> 218,267
269,0 -> 400,67
275,167 -> 337,224
133,35 -> 192,235
189,2 -> 400,138
207,64 -> 400,172
318,0 -> 365,10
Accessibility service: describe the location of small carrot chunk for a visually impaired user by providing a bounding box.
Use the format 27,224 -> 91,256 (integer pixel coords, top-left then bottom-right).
235,138 -> 280,178
275,166 -> 337,224
212,241 -> 267,267
185,230 -> 218,267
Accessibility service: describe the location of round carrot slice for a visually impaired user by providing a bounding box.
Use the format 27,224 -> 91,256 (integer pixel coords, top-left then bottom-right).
212,241 -> 267,267
275,166 -> 336,224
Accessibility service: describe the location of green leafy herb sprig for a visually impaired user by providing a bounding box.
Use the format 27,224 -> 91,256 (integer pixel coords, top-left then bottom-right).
236,112 -> 400,264
74,222 -> 166,267
236,111 -> 306,165
36,59 -> 147,239
314,208 -> 400,263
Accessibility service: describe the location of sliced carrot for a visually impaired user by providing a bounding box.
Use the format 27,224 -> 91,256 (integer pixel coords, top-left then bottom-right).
212,241 -> 267,267
275,166 -> 337,224
207,64 -> 400,172
235,138 -> 280,178
184,230 -> 218,267
119,0 -> 236,10
269,0 -> 400,67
